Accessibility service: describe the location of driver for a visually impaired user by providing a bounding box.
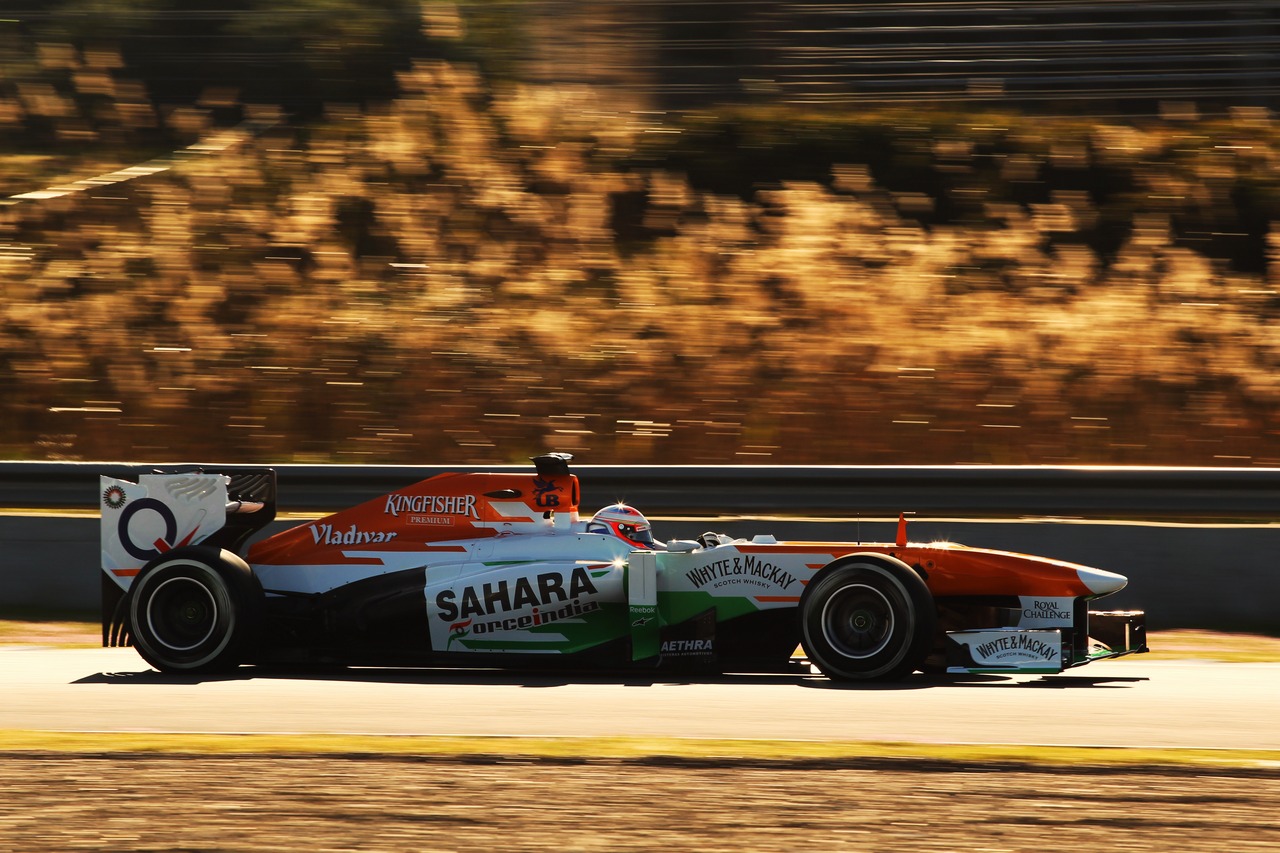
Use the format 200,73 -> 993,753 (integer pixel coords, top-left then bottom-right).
585,503 -> 663,550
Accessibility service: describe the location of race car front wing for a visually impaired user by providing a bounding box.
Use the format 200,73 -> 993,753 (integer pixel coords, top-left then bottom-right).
944,610 -> 1148,675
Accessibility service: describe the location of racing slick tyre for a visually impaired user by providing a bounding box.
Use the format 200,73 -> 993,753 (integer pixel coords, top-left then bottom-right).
799,557 -> 936,682
127,546 -> 263,674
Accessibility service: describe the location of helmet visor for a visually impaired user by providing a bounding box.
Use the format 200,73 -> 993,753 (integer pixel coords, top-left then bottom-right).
619,523 -> 655,547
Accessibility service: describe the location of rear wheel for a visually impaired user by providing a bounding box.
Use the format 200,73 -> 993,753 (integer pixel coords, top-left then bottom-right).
128,547 -> 261,673
800,557 -> 935,682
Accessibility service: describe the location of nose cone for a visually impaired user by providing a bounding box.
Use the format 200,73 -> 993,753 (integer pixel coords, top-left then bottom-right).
1077,565 -> 1128,596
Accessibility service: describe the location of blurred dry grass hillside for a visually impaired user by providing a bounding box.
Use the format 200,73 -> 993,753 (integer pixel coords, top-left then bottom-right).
3,37 -> 1280,464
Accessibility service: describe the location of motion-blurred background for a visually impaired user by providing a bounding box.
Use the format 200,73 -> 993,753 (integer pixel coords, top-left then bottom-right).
2,1 -> 1279,465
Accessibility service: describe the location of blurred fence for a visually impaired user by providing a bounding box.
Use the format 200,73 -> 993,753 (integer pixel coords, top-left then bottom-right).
518,0 -> 1280,110
8,461 -> 1280,520
8,1 -> 1277,119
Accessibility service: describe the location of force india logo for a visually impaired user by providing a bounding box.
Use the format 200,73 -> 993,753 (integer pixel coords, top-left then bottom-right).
436,567 -> 600,637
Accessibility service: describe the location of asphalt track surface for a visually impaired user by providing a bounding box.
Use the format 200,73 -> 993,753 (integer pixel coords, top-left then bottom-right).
5,647 -> 1279,750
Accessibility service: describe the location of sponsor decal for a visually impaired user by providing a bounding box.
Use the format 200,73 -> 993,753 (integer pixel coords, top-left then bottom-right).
684,554 -> 795,591
1023,598 -> 1070,621
466,599 -> 601,636
629,600 -> 659,659
659,608 -> 717,661
309,522 -> 398,546
973,633 -> 1059,663
1007,596 -> 1075,627
661,639 -> 713,654
431,565 -> 617,652
384,493 -> 479,520
114,497 -> 199,561
532,477 -> 562,508
435,566 -> 599,622
102,485 -> 127,510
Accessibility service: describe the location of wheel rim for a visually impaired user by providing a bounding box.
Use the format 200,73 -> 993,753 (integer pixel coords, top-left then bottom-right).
820,582 -> 895,659
145,575 -> 218,652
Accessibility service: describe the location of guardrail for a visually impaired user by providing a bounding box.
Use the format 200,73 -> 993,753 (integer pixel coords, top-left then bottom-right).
5,461 -> 1279,628
6,461 -> 1280,520
523,0 -> 1280,109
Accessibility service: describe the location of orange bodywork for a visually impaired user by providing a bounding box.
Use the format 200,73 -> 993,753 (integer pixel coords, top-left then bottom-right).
249,471 -> 580,566
247,469 -> 1099,601
736,543 -> 1101,598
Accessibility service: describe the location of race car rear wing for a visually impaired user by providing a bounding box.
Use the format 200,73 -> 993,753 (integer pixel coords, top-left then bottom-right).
101,466 -> 277,647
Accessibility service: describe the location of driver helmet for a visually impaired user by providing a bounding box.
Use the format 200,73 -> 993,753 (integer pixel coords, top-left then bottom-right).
586,504 -> 656,549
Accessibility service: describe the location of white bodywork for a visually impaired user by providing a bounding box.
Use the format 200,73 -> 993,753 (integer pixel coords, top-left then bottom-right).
100,474 -> 229,591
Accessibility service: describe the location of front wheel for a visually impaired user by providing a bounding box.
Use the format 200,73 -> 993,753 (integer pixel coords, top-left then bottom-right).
799,558 -> 935,682
128,547 -> 261,673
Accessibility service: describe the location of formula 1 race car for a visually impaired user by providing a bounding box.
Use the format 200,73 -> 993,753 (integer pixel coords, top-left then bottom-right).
100,455 -> 1147,681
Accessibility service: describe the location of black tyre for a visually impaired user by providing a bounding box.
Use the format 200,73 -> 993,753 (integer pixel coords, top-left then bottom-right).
799,557 -> 936,682
127,547 -> 262,673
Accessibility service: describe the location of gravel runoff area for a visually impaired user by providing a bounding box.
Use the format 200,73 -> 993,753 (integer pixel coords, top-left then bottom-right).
2,753 -> 1278,852
5,624 -> 1280,850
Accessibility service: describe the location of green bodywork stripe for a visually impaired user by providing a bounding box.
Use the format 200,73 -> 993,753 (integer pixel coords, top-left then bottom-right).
658,590 -> 760,625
